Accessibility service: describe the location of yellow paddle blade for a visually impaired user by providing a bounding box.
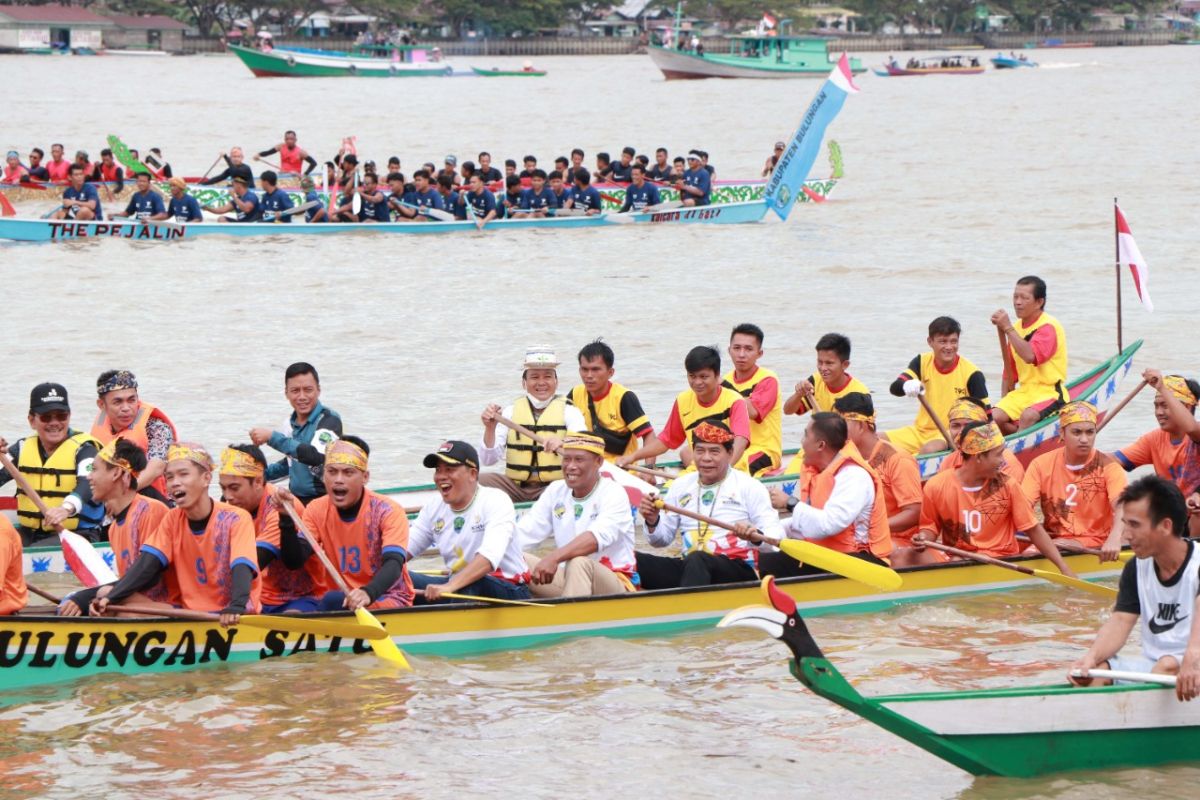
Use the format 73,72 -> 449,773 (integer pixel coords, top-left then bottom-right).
354,607 -> 413,670
440,591 -> 545,608
1031,569 -> 1118,598
239,615 -> 387,640
778,540 -> 903,591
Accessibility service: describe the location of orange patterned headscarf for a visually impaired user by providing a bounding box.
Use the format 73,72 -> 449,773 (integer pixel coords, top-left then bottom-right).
1058,400 -> 1098,429
326,440 -> 368,471
960,422 -> 1004,456
561,432 -> 606,456
97,437 -> 138,477
948,398 -> 990,423
1164,375 -> 1197,407
166,442 -> 215,470
220,447 -> 265,478
692,422 -> 736,444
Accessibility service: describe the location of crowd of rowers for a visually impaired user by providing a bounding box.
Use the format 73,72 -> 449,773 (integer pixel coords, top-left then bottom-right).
0,274 -> 1198,636
5,131 -> 740,226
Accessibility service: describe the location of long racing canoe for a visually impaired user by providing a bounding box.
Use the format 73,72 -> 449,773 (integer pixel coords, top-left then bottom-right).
4,551 -> 1119,693
18,339 -> 1140,576
719,576 -> 1194,777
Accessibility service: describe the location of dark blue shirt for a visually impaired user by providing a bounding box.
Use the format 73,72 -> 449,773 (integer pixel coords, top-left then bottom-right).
520,187 -> 557,212
683,168 -> 711,206
405,188 -> 444,211
260,187 -> 295,223
548,187 -> 571,209
572,185 -> 603,212
620,182 -> 661,213
167,194 -> 204,222
455,188 -> 497,220
63,183 -> 103,220
499,191 -> 524,218
303,189 -> 325,222
358,191 -> 390,222
231,190 -> 261,222
609,162 -> 634,182
646,163 -> 672,181
124,189 -> 165,219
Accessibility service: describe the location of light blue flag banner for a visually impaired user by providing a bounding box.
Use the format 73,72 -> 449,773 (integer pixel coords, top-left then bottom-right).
765,53 -> 859,221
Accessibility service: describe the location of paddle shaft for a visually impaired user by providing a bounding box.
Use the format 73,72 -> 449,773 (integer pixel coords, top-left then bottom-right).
1096,379 -> 1147,434
918,393 -> 955,446
201,154 -> 224,180
627,463 -> 678,481
657,500 -> 745,538
917,538 -> 1037,575
107,603 -> 228,622
278,502 -> 353,596
497,415 -> 545,444
27,583 -> 61,604
422,590 -> 543,608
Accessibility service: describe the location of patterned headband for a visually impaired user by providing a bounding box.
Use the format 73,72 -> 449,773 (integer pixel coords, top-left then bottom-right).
97,437 -> 138,477
220,447 -> 264,478
960,423 -> 1004,456
1164,375 -> 1197,407
561,433 -> 606,456
326,440 -> 368,471
692,422 -> 736,444
1058,401 -> 1098,428
166,442 -> 215,470
98,370 -> 138,396
948,398 -> 989,423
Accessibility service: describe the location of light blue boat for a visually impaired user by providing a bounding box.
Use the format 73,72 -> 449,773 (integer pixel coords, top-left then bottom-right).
991,52 -> 1038,69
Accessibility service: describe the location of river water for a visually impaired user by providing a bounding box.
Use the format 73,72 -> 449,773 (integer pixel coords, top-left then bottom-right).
1,46 -> 1198,798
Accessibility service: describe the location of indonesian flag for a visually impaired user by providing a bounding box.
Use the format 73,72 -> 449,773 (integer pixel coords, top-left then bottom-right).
1115,203 -> 1153,312
61,529 -> 118,587
598,463 -> 658,507
762,12 -> 777,28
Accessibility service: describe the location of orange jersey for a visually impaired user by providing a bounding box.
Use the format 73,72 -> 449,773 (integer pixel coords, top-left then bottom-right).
108,496 -> 178,605
143,501 -> 262,613
302,489 -> 413,609
865,439 -> 923,544
920,470 -> 1039,558
0,517 -> 27,615
1114,429 -> 1192,489
253,484 -> 323,607
1022,449 -> 1125,549
938,446 -> 1026,482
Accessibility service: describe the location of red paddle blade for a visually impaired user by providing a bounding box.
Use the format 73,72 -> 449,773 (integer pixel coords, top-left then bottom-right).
0,193 -> 15,217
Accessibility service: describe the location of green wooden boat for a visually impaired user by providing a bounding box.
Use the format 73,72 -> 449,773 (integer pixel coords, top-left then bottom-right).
720,576 -> 1200,777
470,65 -> 546,77
649,37 -> 865,80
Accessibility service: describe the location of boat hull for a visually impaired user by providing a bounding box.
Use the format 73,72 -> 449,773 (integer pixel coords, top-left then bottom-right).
991,57 -> 1037,68
470,66 -> 546,77
884,65 -> 984,76
796,656 -> 1200,777
229,44 -> 452,78
3,551 -> 1118,692
649,45 -> 863,80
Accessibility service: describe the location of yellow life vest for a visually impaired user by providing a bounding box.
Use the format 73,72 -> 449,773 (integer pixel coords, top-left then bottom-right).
506,396 -> 567,483
569,382 -> 650,461
1011,311 -> 1069,400
906,353 -> 988,437
722,366 -> 782,472
676,387 -> 750,472
15,431 -> 103,531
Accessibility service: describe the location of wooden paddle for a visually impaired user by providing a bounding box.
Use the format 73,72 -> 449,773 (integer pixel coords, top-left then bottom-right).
917,393 -> 955,447
1096,379 -> 1148,435
653,498 -> 902,591
200,154 -> 224,180
1015,533 -> 1133,562
422,590 -> 544,608
915,537 -> 1116,597
27,583 -> 61,604
104,602 -> 388,640
277,502 -> 412,668
254,155 -> 283,171
626,463 -> 679,481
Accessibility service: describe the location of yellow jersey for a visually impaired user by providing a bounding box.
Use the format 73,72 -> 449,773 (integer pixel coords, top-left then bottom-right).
722,366 -> 782,474
568,382 -> 653,461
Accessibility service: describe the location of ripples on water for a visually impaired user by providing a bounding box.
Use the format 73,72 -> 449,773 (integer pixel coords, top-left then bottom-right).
2,46 -> 1199,798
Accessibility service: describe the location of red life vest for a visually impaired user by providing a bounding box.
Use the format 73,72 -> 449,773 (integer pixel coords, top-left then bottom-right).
45,159 -> 71,182
279,144 -> 303,174
99,162 -> 121,183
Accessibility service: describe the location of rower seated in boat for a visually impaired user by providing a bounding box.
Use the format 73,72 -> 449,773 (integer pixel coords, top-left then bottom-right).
91,369 -> 178,499
394,169 -> 444,221
58,438 -> 173,616
299,176 -> 327,223
92,443 -> 262,627
0,516 -> 26,616
619,164 -> 661,213
111,172 -> 167,222
0,382 -> 105,546
676,151 -> 711,207
91,148 -> 125,197
200,147 -> 254,187
279,438 -> 415,611
902,422 -> 1072,573
517,169 -> 556,217
356,173 -> 390,223
616,346 -> 751,473
408,441 -> 532,604
1113,370 -> 1200,502
936,397 -> 1025,480
755,412 -> 893,578
569,169 -> 603,215
166,177 -> 204,222
3,150 -> 28,184
479,346 -> 587,503
50,164 -> 102,221
202,176 -> 261,222
516,433 -> 639,597
454,173 -> 498,229
1022,401 -> 1127,560
782,333 -> 870,421
219,446 -> 323,614
991,276 -> 1070,434
637,421 -> 780,589
883,316 -> 989,455
569,340 -> 655,464
1069,476 -> 1200,697
722,323 -> 782,476
258,170 -> 295,223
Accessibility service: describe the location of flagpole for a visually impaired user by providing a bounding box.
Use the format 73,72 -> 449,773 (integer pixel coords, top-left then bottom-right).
1114,196 -> 1123,353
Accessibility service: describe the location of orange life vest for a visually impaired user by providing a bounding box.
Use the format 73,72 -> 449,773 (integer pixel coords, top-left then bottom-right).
99,162 -> 121,183
799,442 -> 893,560
91,401 -> 177,495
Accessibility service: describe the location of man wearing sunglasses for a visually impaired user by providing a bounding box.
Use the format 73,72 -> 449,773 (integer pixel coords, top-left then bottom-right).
0,383 -> 105,546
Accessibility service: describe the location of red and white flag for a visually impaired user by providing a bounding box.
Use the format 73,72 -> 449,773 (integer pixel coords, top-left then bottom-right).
1115,203 -> 1153,312
761,12 -> 777,28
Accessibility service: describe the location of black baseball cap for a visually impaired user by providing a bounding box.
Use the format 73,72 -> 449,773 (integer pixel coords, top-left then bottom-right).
422,440 -> 479,470
30,382 -> 70,414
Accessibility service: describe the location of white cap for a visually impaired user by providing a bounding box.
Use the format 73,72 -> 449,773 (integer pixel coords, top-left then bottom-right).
523,345 -> 559,370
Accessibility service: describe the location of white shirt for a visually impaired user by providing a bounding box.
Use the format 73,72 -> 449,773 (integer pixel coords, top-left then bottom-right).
408,486 -> 529,581
1132,540 -> 1200,662
648,467 -> 783,560
516,476 -> 637,574
479,398 -> 587,466
785,464 -> 876,547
